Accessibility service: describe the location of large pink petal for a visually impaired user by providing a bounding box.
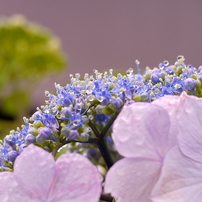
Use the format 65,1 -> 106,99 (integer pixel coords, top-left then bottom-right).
105,157 -> 162,202
152,94 -> 182,148
152,94 -> 182,115
14,144 -> 56,201
152,147 -> 202,202
0,172 -> 39,202
48,153 -> 102,202
177,95 -> 202,163
112,102 -> 171,160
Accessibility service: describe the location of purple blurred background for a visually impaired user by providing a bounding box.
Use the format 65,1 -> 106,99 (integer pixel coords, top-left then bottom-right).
1,0 -> 202,108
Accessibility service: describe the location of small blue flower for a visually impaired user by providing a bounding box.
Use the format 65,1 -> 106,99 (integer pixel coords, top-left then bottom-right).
110,98 -> 123,109
7,151 -> 19,162
25,134 -> 36,145
38,127 -> 52,139
184,78 -> 196,91
96,114 -> 108,123
31,111 -> 59,132
151,73 -> 161,84
68,130 -> 80,140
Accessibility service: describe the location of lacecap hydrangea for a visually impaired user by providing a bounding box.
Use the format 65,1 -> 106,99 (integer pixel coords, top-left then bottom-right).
1,55 -> 202,170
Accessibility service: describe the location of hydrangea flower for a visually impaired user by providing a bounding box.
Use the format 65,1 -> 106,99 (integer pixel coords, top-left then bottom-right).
104,93 -> 188,202
151,94 -> 202,202
0,144 -> 101,202
1,56 -> 202,201
1,56 -> 202,171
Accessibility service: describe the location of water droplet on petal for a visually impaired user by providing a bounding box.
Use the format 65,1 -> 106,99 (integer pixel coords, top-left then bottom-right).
163,60 -> 169,66
88,115 -> 94,120
116,130 -> 131,142
177,55 -> 185,62
135,137 -> 144,146
87,95 -> 95,101
109,69 -> 113,75
135,60 -> 140,65
185,107 -> 192,113
98,96 -> 104,102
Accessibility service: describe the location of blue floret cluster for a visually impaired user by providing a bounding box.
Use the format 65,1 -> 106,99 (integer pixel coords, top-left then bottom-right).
1,55 -> 202,170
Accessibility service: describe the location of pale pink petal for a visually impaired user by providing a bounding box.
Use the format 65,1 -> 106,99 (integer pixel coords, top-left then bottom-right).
0,172 -> 39,202
152,94 -> 182,114
112,103 -> 171,160
177,95 -> 202,163
105,157 -> 162,202
152,147 -> 202,202
48,153 -> 102,202
152,94 -> 182,148
14,144 -> 56,201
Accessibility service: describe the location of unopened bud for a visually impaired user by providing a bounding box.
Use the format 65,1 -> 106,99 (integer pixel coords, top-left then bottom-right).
61,107 -> 72,118
8,151 -> 19,162
151,73 -> 160,84
68,130 -> 79,140
110,97 -> 123,109
33,121 -> 44,129
61,126 -> 70,137
25,134 -> 36,145
184,78 -> 196,91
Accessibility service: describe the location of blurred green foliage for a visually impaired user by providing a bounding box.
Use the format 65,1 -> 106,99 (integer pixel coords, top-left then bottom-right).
0,14 -> 67,137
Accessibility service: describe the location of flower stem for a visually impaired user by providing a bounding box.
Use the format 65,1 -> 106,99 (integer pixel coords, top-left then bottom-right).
100,194 -> 113,202
88,120 -> 100,138
96,138 -> 114,169
99,110 -> 119,139
88,120 -> 114,169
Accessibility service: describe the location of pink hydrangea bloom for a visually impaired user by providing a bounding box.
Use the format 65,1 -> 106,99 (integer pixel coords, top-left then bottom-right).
151,94 -> 202,202
0,144 -> 102,202
105,93 -> 187,202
